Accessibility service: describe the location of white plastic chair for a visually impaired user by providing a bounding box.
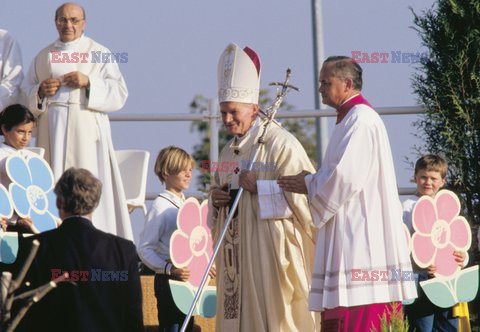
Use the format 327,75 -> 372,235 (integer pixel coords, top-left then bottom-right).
115,150 -> 150,215
24,146 -> 45,158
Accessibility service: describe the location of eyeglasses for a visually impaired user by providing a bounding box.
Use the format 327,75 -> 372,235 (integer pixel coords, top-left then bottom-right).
56,17 -> 84,25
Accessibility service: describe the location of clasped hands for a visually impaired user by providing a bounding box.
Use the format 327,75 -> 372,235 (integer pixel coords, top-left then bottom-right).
211,170 -> 311,209
210,171 -> 258,209
38,71 -> 89,98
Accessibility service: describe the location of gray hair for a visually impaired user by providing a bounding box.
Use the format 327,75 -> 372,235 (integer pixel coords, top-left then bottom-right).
324,56 -> 363,90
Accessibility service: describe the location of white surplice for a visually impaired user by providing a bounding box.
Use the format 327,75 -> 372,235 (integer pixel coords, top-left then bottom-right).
0,29 -> 23,110
306,103 -> 417,310
22,35 -> 132,240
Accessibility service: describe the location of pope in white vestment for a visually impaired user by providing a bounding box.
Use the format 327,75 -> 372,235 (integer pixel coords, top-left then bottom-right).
208,43 -> 318,332
21,3 -> 132,240
0,29 -> 23,110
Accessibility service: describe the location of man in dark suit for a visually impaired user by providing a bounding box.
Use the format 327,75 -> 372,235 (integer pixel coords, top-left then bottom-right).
14,167 -> 143,332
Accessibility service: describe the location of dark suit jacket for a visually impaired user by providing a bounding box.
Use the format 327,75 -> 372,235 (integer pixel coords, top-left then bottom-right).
13,216 -> 143,332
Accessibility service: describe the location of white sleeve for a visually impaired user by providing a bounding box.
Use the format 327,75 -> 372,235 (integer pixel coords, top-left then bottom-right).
307,122 -> 373,226
0,34 -> 23,110
87,60 -> 128,112
21,59 -> 45,116
137,202 -> 168,273
257,180 -> 292,220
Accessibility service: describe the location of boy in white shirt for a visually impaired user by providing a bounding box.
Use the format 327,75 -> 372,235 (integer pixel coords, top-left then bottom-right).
403,155 -> 466,331
137,146 -> 196,332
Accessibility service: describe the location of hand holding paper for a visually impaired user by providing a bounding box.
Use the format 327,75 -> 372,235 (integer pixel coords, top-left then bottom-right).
63,71 -> 89,89
38,78 -> 61,98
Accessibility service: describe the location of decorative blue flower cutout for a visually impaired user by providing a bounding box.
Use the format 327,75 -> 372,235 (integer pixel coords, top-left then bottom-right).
6,155 -> 59,232
0,183 -> 13,220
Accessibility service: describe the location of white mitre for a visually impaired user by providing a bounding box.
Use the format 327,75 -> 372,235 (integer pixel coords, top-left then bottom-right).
217,43 -> 261,104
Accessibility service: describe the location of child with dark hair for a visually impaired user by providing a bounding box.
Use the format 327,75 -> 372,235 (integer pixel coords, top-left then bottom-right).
0,104 -> 38,232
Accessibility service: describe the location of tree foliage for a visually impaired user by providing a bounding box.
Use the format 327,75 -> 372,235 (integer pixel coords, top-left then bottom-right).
190,90 -> 317,191
411,0 -> 480,226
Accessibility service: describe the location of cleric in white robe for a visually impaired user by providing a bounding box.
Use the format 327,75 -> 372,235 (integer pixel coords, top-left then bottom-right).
278,56 -> 417,331
0,29 -> 23,110
208,43 -> 318,332
21,3 -> 132,240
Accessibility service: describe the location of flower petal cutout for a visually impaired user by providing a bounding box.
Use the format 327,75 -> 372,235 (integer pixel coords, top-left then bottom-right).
176,198 -> 201,236
434,245 -> 460,279
0,184 -> 13,218
449,216 -> 471,250
412,196 -> 437,234
28,157 -> 54,191
9,183 -> 30,217
435,190 -> 461,223
170,232 -> 193,267
6,155 -> 31,189
411,233 -> 436,267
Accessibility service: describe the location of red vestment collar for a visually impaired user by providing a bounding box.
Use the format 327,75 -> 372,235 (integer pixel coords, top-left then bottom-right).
336,94 -> 372,124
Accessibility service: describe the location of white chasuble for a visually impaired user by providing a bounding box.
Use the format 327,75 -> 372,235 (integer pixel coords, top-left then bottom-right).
22,35 -> 132,240
306,103 -> 417,310
208,118 -> 318,332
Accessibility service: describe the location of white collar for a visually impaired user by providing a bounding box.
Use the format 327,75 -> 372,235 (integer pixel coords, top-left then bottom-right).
0,142 -> 18,153
53,34 -> 85,51
161,190 -> 185,205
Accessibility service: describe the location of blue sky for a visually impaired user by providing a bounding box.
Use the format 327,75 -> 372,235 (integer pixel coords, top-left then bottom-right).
2,0 -> 436,237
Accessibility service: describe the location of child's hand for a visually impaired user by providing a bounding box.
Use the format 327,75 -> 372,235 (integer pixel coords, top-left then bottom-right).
453,250 -> 466,267
427,264 -> 436,277
1,218 -> 7,232
17,218 -> 39,234
208,265 -> 216,278
171,267 -> 190,282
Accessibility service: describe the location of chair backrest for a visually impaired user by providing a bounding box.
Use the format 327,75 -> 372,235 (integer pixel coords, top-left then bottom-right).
24,146 -> 45,158
115,150 -> 150,206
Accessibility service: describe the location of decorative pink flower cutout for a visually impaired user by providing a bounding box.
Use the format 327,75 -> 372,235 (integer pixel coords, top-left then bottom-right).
170,197 -> 214,288
411,190 -> 471,279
